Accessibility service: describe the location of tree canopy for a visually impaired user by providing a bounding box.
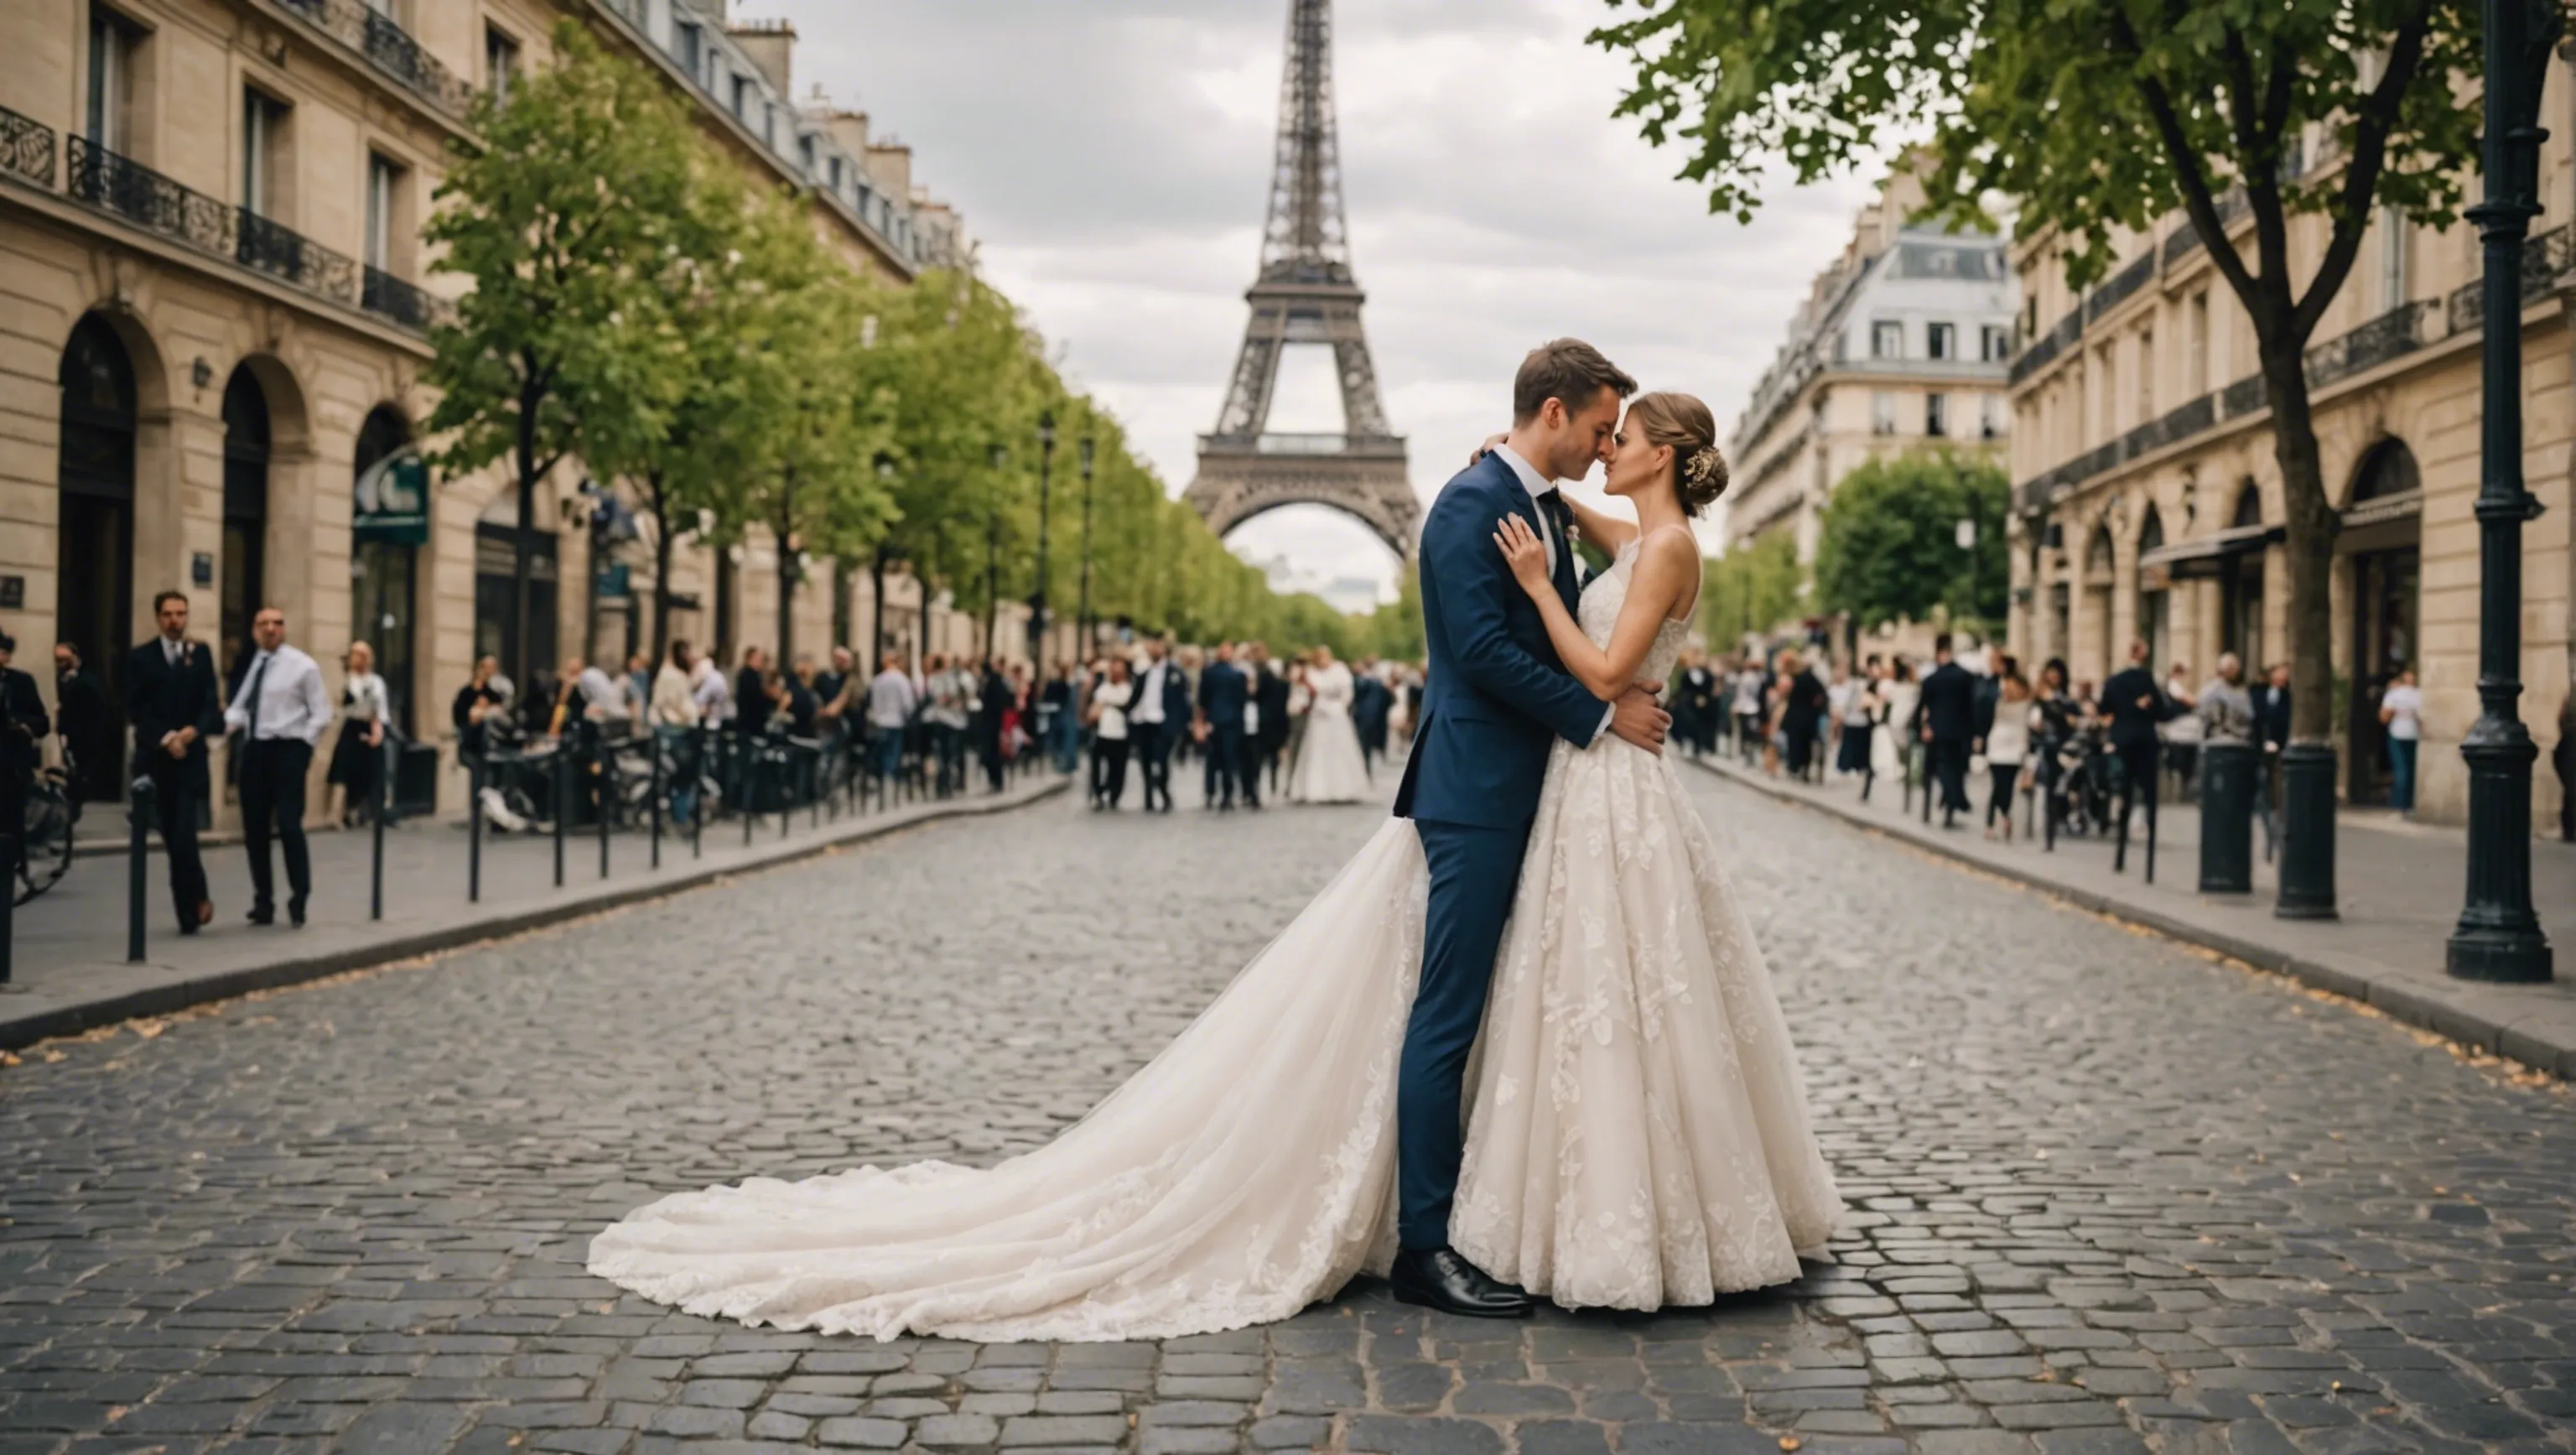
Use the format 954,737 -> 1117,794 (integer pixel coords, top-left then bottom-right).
1814,450 -> 2009,636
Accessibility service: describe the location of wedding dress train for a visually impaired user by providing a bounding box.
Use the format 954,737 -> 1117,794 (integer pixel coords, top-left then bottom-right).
589,546 -> 1838,1341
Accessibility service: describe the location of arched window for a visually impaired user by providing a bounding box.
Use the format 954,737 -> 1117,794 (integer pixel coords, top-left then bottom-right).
2231,479 -> 2264,529
221,367 -> 271,681
56,314 -> 138,801
2350,438 -> 2420,503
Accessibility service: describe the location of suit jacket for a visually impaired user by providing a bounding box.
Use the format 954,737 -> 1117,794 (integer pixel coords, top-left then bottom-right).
0,667 -> 46,776
1253,666 -> 1291,750
1137,659 -> 1191,734
1197,659 -> 1249,728
1918,661 -> 1978,743
1394,451 -> 1603,830
1352,673 -> 1391,742
2254,684 -> 2293,747
2101,666 -> 2165,751
125,637 -> 223,793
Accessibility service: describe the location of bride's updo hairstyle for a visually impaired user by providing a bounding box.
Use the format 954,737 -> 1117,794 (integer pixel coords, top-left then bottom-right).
1626,392 -> 1729,516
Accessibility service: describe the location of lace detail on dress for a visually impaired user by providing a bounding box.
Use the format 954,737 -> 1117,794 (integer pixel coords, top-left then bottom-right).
1452,540 -> 1842,1310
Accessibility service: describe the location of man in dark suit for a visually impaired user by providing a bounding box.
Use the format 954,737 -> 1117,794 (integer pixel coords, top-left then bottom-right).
2101,638 -> 2167,870
51,642 -> 121,803
1195,642 -> 1254,808
126,590 -> 224,933
1916,632 -> 1978,829
0,633 -> 49,861
1249,644 -> 1291,795
1352,657 -> 1392,779
1132,640 -> 1190,812
1680,652 -> 1719,757
1390,339 -> 1666,1319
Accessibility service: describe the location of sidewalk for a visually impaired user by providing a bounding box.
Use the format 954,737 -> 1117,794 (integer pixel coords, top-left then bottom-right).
1,772 -> 1069,1051
1687,749 -> 2576,1078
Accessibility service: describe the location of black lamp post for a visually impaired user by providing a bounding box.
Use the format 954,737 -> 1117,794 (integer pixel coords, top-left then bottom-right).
2449,0 -> 2558,981
871,452 -> 897,669
984,443 -> 1006,662
1027,411 -> 1057,669
1076,437 -> 1097,656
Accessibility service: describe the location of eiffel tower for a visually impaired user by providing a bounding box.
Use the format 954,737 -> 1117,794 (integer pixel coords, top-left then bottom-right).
1183,0 -> 1415,559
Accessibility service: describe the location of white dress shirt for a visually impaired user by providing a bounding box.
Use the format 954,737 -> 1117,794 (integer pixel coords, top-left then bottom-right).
1131,660 -> 1170,726
225,643 -> 333,746
1492,444 -> 1568,578
1490,444 -> 1614,744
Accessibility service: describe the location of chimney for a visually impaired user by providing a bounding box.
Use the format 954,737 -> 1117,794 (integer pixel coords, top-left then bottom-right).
864,142 -> 911,200
820,108 -> 871,162
726,18 -> 794,99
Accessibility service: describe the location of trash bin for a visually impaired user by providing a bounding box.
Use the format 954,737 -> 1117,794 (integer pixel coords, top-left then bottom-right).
393,740 -> 440,819
2198,740 -> 2256,893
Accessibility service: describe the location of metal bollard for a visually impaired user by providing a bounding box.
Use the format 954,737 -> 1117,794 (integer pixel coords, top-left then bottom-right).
0,820 -> 15,989
371,737 -> 393,921
2198,740 -> 2257,893
692,728 -> 707,860
649,729 -> 663,870
467,756 -> 485,903
553,744 -> 569,887
127,775 -> 154,964
743,735 -> 758,847
594,728 -> 610,881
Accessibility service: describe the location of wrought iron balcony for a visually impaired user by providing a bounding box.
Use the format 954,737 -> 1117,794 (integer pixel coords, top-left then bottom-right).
362,265 -> 444,330
2444,222 -> 2570,335
2304,299 -> 2433,390
2,103 -> 55,189
2007,308 -> 2084,386
63,134 -> 435,336
2085,250 -> 2156,324
272,0 -> 474,120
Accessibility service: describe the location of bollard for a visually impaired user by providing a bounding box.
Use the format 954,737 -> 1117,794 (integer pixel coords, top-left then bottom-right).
650,729 -> 663,870
743,734 -> 758,847
594,728 -> 610,882
810,746 -> 822,830
371,737 -> 392,921
2198,740 -> 2257,893
127,775 -> 154,964
553,743 -> 569,887
467,756 -> 485,903
0,819 -> 15,989
1918,744 -> 1932,824
692,727 -> 707,860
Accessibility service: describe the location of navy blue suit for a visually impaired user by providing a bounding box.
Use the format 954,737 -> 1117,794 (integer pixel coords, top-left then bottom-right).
1392,450 -> 1606,1251
1196,658 -> 1254,807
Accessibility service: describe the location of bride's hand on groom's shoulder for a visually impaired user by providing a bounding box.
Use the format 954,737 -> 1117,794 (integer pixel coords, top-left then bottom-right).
1468,432 -> 1507,465
1491,516 -> 1550,595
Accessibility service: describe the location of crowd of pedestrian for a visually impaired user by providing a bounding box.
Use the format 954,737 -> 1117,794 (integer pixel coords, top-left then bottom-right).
1069,641 -> 1416,813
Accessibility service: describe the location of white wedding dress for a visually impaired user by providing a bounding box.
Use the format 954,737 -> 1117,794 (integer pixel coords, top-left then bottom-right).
589,543 -> 1840,1340
1286,662 -> 1371,804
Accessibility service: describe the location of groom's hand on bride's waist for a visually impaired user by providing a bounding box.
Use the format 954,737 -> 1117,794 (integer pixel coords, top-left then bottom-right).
1608,683 -> 1670,754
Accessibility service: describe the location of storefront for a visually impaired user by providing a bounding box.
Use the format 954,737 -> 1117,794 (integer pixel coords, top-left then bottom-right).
351,406 -> 427,736
2340,440 -> 2423,805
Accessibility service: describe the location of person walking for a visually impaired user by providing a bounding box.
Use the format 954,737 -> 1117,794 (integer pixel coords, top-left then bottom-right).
1087,657 -> 1135,809
1982,668 -> 2033,843
1352,657 -> 1392,780
1195,642 -> 1254,809
1775,649 -> 1827,781
126,591 -> 224,934
2378,667 -> 2423,813
226,606 -> 332,928
864,652 -> 917,788
49,642 -> 119,803
649,641 -> 703,827
2101,639 -> 2167,869
1250,644 -> 1291,796
2160,659 -> 2201,798
1918,632 -> 1977,829
325,640 -> 392,827
1130,640 -> 1185,813
975,657 -> 1010,792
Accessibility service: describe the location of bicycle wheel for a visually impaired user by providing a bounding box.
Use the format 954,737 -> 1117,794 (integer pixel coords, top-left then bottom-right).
16,784 -> 74,905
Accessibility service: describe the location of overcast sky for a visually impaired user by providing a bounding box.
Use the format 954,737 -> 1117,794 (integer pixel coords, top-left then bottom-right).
735,0 -> 1887,600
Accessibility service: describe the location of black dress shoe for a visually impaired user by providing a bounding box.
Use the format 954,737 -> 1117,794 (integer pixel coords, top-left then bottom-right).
246,906 -> 274,927
1389,1247 -> 1532,1318
288,898 -> 307,928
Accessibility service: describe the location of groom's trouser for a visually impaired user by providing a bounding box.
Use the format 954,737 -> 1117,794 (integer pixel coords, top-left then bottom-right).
1398,817 -> 1529,1252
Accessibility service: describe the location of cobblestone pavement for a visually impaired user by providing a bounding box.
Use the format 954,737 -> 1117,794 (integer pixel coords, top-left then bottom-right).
1,769 -> 2569,1455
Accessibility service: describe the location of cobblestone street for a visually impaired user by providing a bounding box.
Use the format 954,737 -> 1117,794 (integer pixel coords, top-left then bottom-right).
1,768 -> 2568,1455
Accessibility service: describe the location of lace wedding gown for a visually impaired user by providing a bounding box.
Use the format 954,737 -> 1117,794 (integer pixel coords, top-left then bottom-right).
1286,663 -> 1371,804
589,544 -> 1837,1340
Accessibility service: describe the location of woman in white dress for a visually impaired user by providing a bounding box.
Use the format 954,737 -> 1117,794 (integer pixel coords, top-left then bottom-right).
1872,658 -> 1919,782
589,391 -> 1839,1341
1285,647 -> 1371,803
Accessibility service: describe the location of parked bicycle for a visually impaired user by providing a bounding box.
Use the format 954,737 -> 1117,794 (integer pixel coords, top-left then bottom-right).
14,761 -> 78,906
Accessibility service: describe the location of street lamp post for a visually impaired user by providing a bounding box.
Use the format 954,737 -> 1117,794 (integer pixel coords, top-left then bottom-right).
1076,437 -> 1097,657
871,452 -> 897,669
2449,0 -> 2558,981
1027,412 -> 1057,669
985,443 -> 1006,663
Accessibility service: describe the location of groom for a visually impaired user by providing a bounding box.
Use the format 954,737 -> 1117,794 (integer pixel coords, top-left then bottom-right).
1390,339 -> 1670,1317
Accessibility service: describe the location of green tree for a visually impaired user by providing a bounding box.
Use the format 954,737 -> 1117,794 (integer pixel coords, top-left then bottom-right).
1592,0 -> 2496,754
424,20 -> 699,679
1815,450 -> 2009,636
1698,532 -> 1802,651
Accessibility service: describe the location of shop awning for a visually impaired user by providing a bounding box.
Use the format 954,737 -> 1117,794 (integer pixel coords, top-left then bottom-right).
2138,522 -> 2283,584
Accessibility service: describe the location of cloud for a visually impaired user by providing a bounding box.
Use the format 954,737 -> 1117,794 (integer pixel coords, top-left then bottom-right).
737,0 -> 1888,593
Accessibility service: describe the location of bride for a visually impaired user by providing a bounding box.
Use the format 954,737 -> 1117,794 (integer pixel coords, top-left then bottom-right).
1285,647 -> 1370,803
589,390 -> 1840,1342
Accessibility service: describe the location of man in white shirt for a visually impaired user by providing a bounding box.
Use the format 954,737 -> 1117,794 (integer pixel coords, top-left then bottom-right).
224,606 -> 333,926
1130,639 -> 1178,812
865,652 -> 917,785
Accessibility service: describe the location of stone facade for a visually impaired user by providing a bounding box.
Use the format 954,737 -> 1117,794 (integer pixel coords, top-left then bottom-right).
2004,104 -> 2575,828
1725,165 -> 2017,575
0,0 -> 992,830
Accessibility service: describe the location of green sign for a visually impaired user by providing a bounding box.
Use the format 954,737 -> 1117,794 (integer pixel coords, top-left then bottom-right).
354,450 -> 430,546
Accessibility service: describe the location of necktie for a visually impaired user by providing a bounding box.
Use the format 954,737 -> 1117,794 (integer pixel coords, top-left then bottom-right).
243,653 -> 272,741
